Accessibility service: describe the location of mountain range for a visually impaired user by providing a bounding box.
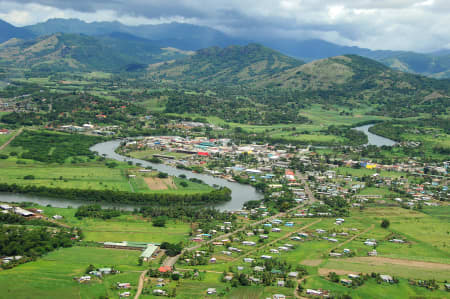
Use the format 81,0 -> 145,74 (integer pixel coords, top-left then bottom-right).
2,18 -> 445,79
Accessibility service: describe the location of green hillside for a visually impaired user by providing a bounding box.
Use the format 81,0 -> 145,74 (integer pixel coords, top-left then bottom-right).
0,33 -> 189,73
149,48 -> 450,118
150,43 -> 304,84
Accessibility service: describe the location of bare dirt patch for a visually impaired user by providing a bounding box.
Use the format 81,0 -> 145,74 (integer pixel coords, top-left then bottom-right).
144,177 -> 177,190
301,259 -> 323,266
346,257 -> 450,270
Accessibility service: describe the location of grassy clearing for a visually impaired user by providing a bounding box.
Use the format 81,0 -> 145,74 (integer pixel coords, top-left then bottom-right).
0,131 -> 14,147
0,246 -> 144,299
38,205 -> 191,243
302,275 -> 449,299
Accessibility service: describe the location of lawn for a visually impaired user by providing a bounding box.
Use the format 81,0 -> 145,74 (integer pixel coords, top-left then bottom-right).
0,246 -> 144,299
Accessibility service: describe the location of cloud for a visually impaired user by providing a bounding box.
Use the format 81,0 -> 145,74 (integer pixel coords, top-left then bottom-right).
0,0 -> 449,52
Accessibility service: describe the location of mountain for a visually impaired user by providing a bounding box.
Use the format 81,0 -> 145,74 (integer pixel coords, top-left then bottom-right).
149,44 -> 304,84
149,46 -> 450,117
0,33 -> 190,73
0,20 -> 35,43
263,39 -> 450,79
23,18 -> 450,78
25,18 -> 246,50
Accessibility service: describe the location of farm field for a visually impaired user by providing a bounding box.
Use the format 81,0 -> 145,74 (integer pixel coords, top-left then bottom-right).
0,246 -> 144,299
0,155 -> 212,195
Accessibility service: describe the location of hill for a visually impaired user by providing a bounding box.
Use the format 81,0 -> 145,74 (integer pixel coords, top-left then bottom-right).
0,20 -> 35,43
150,47 -> 450,118
0,33 -> 190,73
150,44 -> 304,84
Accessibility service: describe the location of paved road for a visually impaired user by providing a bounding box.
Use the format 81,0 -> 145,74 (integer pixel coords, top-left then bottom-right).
0,127 -> 23,151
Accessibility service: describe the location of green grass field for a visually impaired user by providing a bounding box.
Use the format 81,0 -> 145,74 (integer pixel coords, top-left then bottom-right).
0,246 -> 144,299
38,205 -> 191,243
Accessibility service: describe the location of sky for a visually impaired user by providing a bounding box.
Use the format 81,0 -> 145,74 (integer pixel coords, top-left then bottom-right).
0,0 -> 449,52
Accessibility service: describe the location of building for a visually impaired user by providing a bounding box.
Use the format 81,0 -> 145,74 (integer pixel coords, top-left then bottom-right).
140,244 -> 159,262
207,288 -> 217,295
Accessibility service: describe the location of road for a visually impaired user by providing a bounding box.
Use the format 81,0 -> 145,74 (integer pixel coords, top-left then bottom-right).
235,218 -> 322,261
296,171 -> 317,204
162,203 -> 306,267
0,127 -> 23,151
134,269 -> 148,299
163,172 -> 316,267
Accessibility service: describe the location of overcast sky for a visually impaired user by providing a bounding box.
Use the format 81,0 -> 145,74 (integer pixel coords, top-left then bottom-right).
0,0 -> 449,52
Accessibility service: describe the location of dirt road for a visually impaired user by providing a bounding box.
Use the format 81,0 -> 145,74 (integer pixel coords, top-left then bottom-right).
134,269 -> 148,299
0,127 -> 23,151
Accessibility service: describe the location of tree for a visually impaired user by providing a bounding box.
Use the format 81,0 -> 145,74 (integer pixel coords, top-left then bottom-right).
138,257 -> 143,266
152,216 -> 167,227
157,172 -> 168,179
381,219 -> 390,229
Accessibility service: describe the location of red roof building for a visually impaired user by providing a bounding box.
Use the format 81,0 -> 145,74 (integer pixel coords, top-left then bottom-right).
158,266 -> 172,273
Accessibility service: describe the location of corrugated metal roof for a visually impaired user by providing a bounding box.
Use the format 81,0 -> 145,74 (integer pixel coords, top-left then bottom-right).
140,245 -> 158,258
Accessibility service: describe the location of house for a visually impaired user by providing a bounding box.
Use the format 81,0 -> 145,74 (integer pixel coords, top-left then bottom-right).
259,234 -> 269,239
243,258 -> 254,263
158,266 -> 172,273
99,267 -> 112,275
141,244 -> 159,262
117,283 -> 131,289
364,240 -> 377,246
288,272 -> 298,278
153,289 -> 167,296
224,275 -> 233,281
242,241 -> 256,246
390,239 -> 405,243
273,295 -> 286,299
78,276 -> 91,283
329,252 -> 342,257
272,228 -> 281,232
254,266 -> 265,272
306,289 -> 323,296
368,250 -> 378,256
277,280 -> 285,287
291,236 -> 302,241
237,266 -> 244,271
52,215 -> 63,220
119,291 -> 131,297
207,288 -> 217,295
261,255 -> 272,259
209,257 -> 217,263
285,222 -> 294,227
340,279 -> 352,286
348,274 -> 360,279
380,275 -> 394,283
270,249 -> 279,254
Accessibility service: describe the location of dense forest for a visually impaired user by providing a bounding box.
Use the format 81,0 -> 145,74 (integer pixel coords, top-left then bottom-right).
0,183 -> 232,205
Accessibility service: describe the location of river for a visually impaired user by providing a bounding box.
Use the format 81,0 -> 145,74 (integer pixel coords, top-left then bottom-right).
353,124 -> 396,147
0,125 -> 394,209
0,140 -> 263,211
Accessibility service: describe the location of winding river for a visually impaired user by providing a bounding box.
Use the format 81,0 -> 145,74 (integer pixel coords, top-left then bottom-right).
353,124 -> 397,147
0,124 -> 395,210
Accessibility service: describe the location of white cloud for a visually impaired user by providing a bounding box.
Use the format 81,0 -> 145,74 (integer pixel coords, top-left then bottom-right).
0,0 -> 449,51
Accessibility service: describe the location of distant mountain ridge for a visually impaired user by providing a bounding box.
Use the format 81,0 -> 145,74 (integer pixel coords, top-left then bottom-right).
0,20 -> 35,43
1,17 -> 450,78
0,33 -> 189,73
